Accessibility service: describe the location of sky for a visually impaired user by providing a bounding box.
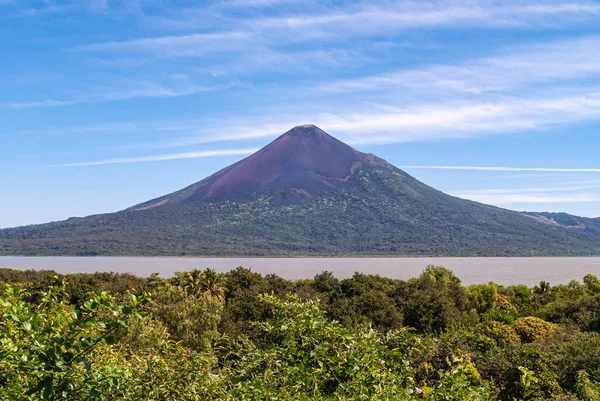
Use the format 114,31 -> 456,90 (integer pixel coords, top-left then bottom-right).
1,0 -> 600,228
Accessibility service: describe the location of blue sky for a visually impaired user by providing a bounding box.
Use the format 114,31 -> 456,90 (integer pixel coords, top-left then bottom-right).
2,0 -> 600,228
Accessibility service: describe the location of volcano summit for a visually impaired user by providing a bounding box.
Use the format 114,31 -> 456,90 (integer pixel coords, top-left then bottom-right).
1,125 -> 599,256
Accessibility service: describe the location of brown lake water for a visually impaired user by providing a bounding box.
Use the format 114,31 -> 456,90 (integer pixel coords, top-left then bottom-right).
1,257 -> 600,286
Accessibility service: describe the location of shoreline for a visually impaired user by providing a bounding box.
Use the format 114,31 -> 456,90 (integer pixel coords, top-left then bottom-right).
2,256 -> 600,286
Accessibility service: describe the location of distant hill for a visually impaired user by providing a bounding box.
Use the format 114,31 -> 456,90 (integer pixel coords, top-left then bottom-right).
1,125 -> 599,256
521,212 -> 600,232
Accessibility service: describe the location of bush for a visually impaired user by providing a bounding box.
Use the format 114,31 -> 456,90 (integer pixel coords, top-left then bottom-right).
478,321 -> 520,346
514,317 -> 557,343
0,282 -> 148,401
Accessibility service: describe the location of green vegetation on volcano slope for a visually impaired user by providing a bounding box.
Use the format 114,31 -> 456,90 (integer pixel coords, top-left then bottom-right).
4,266 -> 600,400
1,164 -> 599,256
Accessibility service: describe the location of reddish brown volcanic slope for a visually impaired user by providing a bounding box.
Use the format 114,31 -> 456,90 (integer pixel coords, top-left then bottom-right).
134,124 -> 385,208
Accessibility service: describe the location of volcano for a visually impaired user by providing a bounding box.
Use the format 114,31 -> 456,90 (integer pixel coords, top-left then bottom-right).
1,125 -> 599,256
132,124 -> 386,208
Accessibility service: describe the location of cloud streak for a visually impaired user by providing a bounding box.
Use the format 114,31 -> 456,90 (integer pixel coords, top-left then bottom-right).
3,76 -> 230,109
183,91 -> 600,146
235,1 -> 600,42
449,181 -> 600,205
319,36 -> 600,95
27,89 -> 600,150
6,99 -> 82,109
61,148 -> 259,166
451,192 -> 600,205
70,2 -> 600,59
75,32 -> 250,57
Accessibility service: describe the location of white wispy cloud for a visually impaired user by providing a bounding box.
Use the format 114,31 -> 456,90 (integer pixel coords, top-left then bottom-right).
114,122 -> 301,150
451,192 -> 600,205
74,32 -> 250,57
3,76 -> 230,109
61,148 -> 259,166
9,4 -> 76,17
513,3 -> 600,15
207,91 -> 600,146
319,36 -> 600,95
249,1 -> 600,40
399,166 -> 600,173
6,99 -> 82,109
37,89 -> 600,150
450,182 -> 600,194
220,0 -> 313,7
449,180 -> 600,205
450,183 -> 600,205
69,1 -> 600,60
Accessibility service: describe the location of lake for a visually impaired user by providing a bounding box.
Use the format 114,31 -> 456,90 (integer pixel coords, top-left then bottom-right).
1,256 -> 599,286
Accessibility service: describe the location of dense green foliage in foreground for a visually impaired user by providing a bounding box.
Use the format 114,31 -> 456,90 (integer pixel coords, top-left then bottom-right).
2,164 -> 599,256
3,266 -> 600,400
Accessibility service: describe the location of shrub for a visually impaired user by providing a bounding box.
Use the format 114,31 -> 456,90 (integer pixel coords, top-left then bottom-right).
0,282 -> 148,400
478,321 -> 520,346
514,317 -> 557,343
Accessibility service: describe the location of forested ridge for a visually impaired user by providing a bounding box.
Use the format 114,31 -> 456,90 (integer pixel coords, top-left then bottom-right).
3,266 -> 600,400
